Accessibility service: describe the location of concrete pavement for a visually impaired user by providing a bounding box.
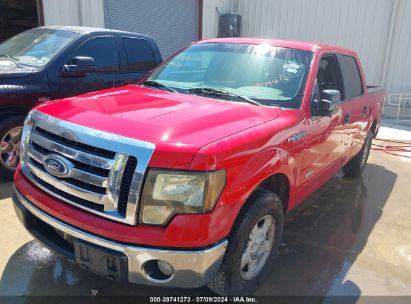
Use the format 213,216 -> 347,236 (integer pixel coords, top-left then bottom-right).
0,126 -> 410,299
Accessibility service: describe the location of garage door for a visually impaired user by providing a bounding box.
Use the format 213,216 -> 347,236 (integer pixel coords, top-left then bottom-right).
104,0 -> 198,59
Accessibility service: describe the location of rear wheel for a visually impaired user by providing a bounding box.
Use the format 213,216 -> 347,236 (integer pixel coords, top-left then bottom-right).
208,188 -> 284,296
0,116 -> 24,182
343,131 -> 373,177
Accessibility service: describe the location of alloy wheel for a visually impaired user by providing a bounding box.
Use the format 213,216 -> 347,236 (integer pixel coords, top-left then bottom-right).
0,126 -> 22,170
241,215 -> 275,280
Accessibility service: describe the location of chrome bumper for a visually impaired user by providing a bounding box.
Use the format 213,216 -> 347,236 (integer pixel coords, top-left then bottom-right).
14,189 -> 228,288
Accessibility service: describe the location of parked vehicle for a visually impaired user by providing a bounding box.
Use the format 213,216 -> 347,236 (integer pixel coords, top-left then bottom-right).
13,38 -> 384,295
0,26 -> 162,181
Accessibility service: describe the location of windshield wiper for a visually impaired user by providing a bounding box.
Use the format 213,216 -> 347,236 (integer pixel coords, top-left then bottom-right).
187,87 -> 262,106
142,80 -> 177,93
0,54 -> 22,68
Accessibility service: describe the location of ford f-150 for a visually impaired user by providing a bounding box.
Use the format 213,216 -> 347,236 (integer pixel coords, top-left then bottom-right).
12,38 -> 384,295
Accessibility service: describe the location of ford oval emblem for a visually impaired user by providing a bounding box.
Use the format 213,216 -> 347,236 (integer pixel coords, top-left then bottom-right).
43,154 -> 73,178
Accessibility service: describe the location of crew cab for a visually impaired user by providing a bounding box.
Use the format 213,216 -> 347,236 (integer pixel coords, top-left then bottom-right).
12,38 -> 384,295
0,26 -> 162,181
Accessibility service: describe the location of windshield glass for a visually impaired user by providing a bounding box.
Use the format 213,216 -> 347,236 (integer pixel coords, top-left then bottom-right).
148,43 -> 313,108
0,28 -> 80,68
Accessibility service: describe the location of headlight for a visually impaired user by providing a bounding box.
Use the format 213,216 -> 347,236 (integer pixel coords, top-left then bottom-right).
20,111 -> 35,166
139,169 -> 226,225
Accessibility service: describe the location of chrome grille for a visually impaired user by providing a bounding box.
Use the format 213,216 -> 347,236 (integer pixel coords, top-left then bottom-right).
117,156 -> 137,216
20,110 -> 156,225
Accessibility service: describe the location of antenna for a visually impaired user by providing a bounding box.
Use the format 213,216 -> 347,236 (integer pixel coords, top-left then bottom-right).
105,1 -> 116,89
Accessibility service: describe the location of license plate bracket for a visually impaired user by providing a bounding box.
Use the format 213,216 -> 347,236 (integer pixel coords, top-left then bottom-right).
74,239 -> 128,282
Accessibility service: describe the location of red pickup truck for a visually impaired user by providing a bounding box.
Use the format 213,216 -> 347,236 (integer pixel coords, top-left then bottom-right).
13,38 -> 384,295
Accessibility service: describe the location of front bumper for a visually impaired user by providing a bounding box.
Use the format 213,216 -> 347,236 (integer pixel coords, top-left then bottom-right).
13,188 -> 228,288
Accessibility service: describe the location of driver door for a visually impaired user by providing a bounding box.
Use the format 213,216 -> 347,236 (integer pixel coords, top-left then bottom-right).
300,54 -> 350,192
58,36 -> 121,98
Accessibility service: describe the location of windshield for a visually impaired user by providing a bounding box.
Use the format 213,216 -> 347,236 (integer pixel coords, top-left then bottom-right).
0,28 -> 80,68
148,43 -> 313,108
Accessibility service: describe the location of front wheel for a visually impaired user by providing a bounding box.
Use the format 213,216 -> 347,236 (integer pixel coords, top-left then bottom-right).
0,116 -> 24,182
208,188 -> 284,296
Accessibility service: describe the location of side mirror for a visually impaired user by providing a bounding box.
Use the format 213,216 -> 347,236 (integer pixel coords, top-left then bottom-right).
63,56 -> 96,77
317,89 -> 340,116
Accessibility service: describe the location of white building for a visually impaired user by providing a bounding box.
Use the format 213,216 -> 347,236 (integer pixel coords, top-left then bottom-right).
4,0 -> 410,117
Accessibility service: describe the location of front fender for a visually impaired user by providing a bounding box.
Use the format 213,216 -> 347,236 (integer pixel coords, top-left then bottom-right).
0,84 -> 48,111
189,124 -> 297,237
229,146 -> 295,208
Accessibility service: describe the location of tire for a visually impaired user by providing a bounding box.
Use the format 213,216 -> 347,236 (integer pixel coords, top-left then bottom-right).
0,115 -> 25,182
373,126 -> 380,138
208,188 -> 284,296
343,131 -> 373,178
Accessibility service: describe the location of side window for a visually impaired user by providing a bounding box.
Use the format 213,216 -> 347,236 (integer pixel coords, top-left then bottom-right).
122,37 -> 156,72
311,54 -> 344,116
339,55 -> 363,100
316,55 -> 344,98
71,36 -> 119,72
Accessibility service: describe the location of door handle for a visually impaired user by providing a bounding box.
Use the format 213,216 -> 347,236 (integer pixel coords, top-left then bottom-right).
362,106 -> 369,116
344,113 -> 350,124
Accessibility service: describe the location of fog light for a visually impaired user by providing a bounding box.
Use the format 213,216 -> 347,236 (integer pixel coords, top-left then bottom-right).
143,260 -> 174,281
157,260 -> 173,276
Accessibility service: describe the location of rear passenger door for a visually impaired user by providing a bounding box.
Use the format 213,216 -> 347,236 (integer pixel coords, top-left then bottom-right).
338,54 -> 368,161
118,36 -> 157,84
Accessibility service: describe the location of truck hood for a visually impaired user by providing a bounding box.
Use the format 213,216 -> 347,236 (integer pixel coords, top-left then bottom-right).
0,60 -> 35,78
37,85 -> 282,167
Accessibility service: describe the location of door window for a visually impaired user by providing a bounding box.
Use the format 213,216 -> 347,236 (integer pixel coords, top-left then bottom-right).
339,55 -> 363,100
311,54 -> 344,116
122,37 -> 156,72
71,36 -> 119,73
316,55 -> 344,98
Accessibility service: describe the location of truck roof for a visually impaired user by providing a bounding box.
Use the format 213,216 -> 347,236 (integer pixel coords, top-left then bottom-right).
198,37 -> 356,54
39,25 -> 152,38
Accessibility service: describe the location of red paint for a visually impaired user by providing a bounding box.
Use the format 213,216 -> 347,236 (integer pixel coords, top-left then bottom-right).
15,39 -> 384,248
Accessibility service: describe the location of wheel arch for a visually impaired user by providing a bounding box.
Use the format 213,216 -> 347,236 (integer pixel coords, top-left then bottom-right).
256,173 -> 290,214
226,147 -> 295,229
237,172 -> 291,220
